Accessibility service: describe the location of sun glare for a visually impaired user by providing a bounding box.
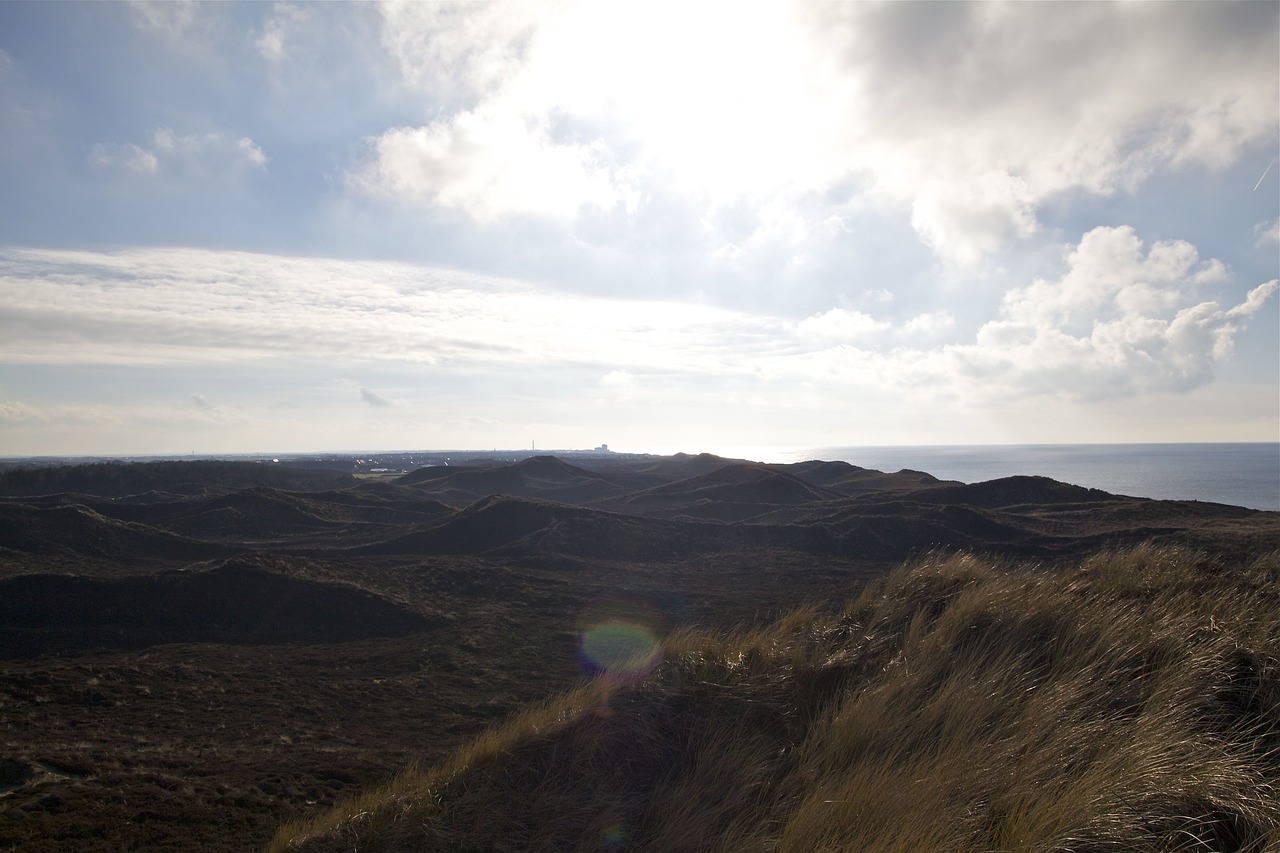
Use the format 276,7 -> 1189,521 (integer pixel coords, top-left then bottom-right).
525,2 -> 833,201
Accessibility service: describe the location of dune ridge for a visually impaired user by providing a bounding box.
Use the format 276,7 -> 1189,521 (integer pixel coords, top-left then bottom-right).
274,545 -> 1280,853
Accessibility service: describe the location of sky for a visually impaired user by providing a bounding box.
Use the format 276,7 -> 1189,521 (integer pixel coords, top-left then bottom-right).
0,0 -> 1277,457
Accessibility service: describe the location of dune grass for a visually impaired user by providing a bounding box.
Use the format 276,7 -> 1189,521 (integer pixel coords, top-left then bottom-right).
270,544 -> 1280,852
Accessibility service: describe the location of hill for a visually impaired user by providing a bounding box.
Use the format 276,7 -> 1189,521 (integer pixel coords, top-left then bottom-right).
398,455 -> 630,505
0,460 -> 354,498
0,453 -> 1276,852
0,558 -> 445,658
273,546 -> 1280,852
590,462 -> 846,521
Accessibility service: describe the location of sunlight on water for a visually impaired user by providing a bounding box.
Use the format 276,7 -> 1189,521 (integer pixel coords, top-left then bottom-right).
576,598 -> 665,684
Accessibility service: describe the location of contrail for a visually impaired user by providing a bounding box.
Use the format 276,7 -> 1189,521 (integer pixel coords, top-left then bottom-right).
1253,157 -> 1276,192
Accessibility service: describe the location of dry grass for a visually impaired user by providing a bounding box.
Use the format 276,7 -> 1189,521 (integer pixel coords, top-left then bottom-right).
271,544 -> 1280,852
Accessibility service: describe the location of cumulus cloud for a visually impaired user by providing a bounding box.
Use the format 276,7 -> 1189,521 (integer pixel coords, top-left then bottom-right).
902,312 -> 956,338
810,2 -> 1279,265
355,109 -> 629,221
92,127 -> 267,178
947,227 -> 1276,398
357,1 -> 1277,267
797,308 -> 889,343
0,237 -> 1269,412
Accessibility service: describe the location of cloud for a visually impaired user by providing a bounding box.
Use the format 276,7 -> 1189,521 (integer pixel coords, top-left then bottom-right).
0,399 -> 125,428
797,308 -> 889,343
357,1 -> 1278,268
945,227 -> 1276,398
359,387 -> 392,408
91,143 -> 159,175
190,393 -> 234,423
236,137 -> 267,168
0,247 -> 767,372
0,400 -> 50,424
0,237 -> 1269,412
1254,219 -> 1280,247
810,2 -> 1279,265
255,4 -> 311,62
901,312 -> 956,338
128,0 -> 204,41
92,127 -> 267,178
378,0 -> 544,103
354,109 -> 630,221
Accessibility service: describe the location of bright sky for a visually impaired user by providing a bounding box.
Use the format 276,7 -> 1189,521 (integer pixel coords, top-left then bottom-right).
0,1 -> 1276,456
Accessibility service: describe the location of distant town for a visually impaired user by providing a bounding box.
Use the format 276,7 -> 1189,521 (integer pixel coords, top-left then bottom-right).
0,445 -> 656,476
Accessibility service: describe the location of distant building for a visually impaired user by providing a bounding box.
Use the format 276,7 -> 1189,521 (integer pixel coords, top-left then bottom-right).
594,444 -> 610,452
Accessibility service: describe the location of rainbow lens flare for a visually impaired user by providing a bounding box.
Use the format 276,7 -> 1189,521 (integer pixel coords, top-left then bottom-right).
576,598 -> 664,684
601,822 -> 628,848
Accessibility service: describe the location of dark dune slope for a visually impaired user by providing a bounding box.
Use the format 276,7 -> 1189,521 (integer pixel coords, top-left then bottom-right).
774,459 -> 949,496
399,455 -> 630,505
591,463 -> 845,520
350,495 -> 715,560
0,502 -> 231,563
350,493 -> 1057,562
896,475 -> 1127,509
0,559 -> 444,658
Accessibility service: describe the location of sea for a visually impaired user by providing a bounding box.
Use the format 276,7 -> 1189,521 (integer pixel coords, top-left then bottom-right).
701,443 -> 1279,512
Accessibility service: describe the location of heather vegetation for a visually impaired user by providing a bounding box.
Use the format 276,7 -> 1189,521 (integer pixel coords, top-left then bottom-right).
0,460 -> 352,498
275,545 -> 1280,853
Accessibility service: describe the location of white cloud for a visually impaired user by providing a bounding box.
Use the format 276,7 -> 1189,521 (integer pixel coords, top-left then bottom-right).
255,4 -> 311,62
945,227 -> 1276,398
997,227 -> 1226,332
797,308 -> 889,343
379,0 -> 545,103
1254,219 -> 1280,247
92,127 -> 267,179
0,237 -> 1269,415
902,312 -> 956,338
360,387 -> 393,408
358,1 -> 1278,267
812,2 -> 1279,266
237,137 -> 268,168
0,247 -> 767,373
190,393 -> 235,424
128,0 -> 203,41
599,369 -> 635,388
0,399 -> 125,428
91,143 -> 159,175
355,108 -> 629,221
0,400 -> 51,424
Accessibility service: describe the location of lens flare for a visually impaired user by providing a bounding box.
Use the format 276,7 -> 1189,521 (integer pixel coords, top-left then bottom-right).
601,822 -> 628,848
576,598 -> 664,684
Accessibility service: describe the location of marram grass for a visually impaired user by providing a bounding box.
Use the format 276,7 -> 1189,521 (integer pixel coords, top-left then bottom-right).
271,545 -> 1280,852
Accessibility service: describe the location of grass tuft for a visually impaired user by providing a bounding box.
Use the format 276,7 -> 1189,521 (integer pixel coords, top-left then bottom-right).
270,545 -> 1280,852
